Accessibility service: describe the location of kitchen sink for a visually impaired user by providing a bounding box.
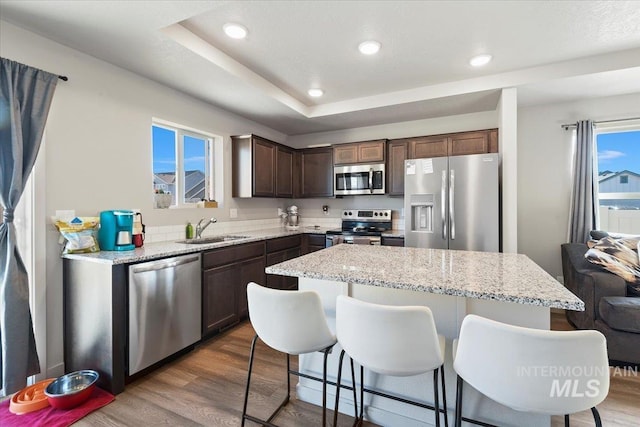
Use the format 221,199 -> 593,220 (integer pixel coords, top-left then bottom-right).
178,235 -> 249,244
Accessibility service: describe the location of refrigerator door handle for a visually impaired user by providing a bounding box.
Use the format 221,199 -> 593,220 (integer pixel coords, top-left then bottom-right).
450,169 -> 455,240
441,169 -> 447,240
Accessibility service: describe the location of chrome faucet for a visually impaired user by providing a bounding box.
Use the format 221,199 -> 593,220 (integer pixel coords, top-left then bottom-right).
195,217 -> 217,238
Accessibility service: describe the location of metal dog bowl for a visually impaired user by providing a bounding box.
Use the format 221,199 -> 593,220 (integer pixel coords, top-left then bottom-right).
45,370 -> 99,409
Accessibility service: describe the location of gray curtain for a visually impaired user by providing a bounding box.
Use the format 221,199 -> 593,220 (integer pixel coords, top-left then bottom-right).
0,58 -> 58,396
569,120 -> 596,243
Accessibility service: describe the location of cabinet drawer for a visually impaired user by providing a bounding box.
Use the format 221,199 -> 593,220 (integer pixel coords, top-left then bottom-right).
266,235 -> 302,253
202,242 -> 265,269
307,234 -> 326,246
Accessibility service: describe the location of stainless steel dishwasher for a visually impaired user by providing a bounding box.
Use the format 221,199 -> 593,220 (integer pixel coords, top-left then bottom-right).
128,253 -> 201,375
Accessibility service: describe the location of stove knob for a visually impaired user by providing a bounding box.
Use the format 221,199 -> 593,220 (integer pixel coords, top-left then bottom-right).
374,212 -> 378,216
384,212 -> 389,216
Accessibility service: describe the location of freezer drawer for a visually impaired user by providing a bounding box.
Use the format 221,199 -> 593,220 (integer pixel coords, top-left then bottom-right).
128,253 -> 201,375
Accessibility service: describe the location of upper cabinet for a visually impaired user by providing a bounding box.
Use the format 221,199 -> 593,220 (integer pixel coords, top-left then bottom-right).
333,139 -> 386,165
232,134 -> 295,198
387,128 -> 498,196
301,147 -> 333,198
387,139 -> 409,196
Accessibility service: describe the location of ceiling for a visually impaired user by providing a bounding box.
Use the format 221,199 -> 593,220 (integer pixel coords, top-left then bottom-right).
1,0 -> 640,135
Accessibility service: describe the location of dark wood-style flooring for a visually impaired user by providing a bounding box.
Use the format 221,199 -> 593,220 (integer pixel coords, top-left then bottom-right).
69,313 -> 640,426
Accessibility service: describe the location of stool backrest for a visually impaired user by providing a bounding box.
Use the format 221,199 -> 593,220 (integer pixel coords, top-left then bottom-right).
336,295 -> 443,376
454,314 -> 610,415
247,282 -> 335,355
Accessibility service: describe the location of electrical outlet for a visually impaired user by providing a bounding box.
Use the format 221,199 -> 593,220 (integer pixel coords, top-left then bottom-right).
230,208 -> 238,219
556,275 -> 564,284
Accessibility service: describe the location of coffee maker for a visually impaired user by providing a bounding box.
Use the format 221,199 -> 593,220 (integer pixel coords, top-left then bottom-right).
98,210 -> 135,251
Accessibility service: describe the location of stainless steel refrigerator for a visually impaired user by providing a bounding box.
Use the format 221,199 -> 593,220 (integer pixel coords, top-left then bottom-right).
404,153 -> 499,251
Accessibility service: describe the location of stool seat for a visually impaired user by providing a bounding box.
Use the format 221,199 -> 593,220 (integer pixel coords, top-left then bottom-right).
242,282 -> 337,427
334,295 -> 448,427
453,314 -> 609,427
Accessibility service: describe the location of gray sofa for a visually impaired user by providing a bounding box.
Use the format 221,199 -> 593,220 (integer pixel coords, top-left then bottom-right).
561,243 -> 640,364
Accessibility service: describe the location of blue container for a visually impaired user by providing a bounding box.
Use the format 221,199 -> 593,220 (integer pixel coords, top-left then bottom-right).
98,210 -> 135,251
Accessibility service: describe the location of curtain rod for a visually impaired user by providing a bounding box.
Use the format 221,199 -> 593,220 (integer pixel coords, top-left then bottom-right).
561,117 -> 640,129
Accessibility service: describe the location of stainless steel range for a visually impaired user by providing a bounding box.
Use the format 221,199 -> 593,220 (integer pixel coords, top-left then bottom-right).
325,209 -> 392,247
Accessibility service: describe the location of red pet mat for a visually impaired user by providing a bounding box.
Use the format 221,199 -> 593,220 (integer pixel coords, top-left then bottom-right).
1,387 -> 114,427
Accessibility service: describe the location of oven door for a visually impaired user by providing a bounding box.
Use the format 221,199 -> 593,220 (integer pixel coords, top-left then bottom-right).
334,164 -> 385,195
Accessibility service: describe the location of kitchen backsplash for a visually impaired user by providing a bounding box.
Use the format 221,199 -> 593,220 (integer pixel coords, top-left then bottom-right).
144,217 -> 404,243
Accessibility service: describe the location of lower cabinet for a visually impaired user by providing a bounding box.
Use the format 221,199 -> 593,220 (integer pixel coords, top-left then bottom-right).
202,242 -> 265,337
266,235 -> 302,290
382,236 -> 405,247
303,233 -> 326,254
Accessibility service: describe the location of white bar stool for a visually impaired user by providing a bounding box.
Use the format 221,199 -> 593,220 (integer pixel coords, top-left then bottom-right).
242,282 -> 337,427
453,314 -> 610,427
334,295 -> 448,427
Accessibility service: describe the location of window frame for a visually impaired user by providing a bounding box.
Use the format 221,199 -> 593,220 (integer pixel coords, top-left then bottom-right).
152,120 -> 219,209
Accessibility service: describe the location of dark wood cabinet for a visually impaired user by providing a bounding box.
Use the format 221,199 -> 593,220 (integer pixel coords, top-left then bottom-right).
333,140 -> 386,165
303,233 -> 326,254
387,140 -> 409,196
266,235 -> 302,290
276,146 -> 294,198
301,148 -> 333,197
252,136 -> 276,196
387,129 -> 498,195
232,134 -> 294,198
448,130 -> 494,156
202,241 -> 265,336
409,135 -> 449,159
381,236 -> 405,247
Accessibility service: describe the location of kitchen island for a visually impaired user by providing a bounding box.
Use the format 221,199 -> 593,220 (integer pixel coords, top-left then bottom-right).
265,244 -> 584,427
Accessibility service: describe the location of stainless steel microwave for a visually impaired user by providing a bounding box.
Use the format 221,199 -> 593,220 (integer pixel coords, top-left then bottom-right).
334,164 -> 385,196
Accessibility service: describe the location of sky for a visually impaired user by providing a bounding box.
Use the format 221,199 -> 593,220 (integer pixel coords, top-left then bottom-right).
152,125 -> 206,174
597,130 -> 640,174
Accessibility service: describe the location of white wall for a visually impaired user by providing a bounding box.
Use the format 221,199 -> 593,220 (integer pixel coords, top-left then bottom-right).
0,21 -> 290,378
518,92 -> 640,279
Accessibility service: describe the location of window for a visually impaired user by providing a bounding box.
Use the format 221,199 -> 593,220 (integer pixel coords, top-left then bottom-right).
152,121 -> 218,208
595,127 -> 640,233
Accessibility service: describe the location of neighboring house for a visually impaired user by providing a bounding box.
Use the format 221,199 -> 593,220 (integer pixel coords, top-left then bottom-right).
153,173 -> 176,196
153,170 -> 205,203
185,170 -> 206,202
598,170 -> 640,193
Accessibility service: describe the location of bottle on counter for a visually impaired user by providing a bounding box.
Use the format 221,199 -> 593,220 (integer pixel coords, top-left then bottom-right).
186,222 -> 194,239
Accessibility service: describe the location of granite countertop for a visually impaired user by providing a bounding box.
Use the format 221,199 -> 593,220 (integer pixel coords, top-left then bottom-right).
265,244 -> 584,311
62,226 -> 331,265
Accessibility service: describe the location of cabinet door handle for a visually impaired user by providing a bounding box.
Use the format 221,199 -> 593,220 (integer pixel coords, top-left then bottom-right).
450,169 -> 455,240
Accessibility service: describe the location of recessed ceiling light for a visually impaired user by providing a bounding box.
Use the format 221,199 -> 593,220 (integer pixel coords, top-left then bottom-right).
308,88 -> 324,97
358,40 -> 381,55
470,54 -> 492,67
223,23 -> 248,39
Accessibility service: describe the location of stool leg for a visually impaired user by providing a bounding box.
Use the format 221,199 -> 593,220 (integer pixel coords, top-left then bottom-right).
433,368 -> 441,427
241,334 -> 259,427
454,375 -> 463,427
322,347 -> 331,427
334,350 -> 346,427
564,414 -> 570,427
350,357 -> 357,420
286,353 -> 291,403
358,365 -> 364,426
440,364 -> 448,427
591,407 -> 602,427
